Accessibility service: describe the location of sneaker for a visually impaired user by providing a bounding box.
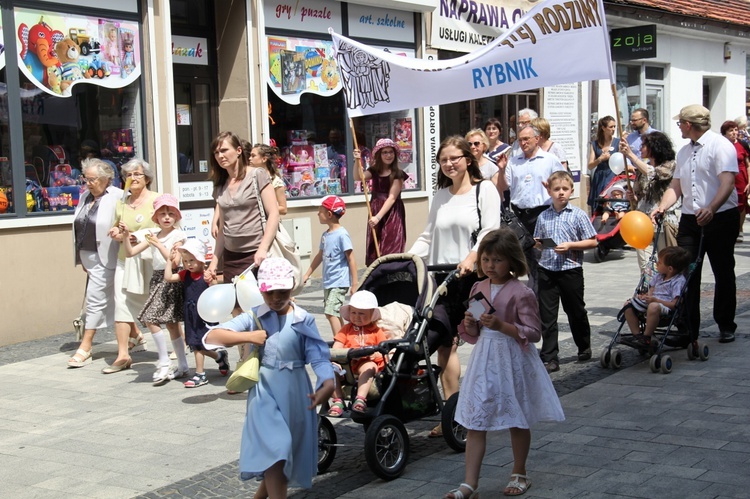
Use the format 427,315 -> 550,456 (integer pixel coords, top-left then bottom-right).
216,349 -> 230,376
168,366 -> 191,380
719,331 -> 735,343
153,364 -> 172,386
184,373 -> 208,388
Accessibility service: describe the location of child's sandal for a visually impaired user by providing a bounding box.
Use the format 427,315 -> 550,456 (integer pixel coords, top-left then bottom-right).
352,396 -> 367,413
328,399 -> 345,417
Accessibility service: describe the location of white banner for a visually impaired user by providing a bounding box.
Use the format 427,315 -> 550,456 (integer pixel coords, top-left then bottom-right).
331,0 -> 613,117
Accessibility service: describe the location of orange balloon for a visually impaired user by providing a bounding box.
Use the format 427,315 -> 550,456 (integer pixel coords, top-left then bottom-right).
619,211 -> 654,250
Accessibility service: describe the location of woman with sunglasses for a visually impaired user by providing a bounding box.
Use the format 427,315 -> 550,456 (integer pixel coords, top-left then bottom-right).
409,136 -> 501,438
466,129 -> 499,187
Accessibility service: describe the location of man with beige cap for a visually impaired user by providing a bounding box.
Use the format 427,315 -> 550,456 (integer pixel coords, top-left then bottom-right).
652,104 -> 739,343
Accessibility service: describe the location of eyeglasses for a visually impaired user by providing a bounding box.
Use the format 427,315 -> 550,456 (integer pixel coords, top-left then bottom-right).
518,121 -> 531,126
630,117 -> 644,123
380,149 -> 395,155
469,141 -> 483,147
80,176 -> 101,184
124,172 -> 145,179
438,155 -> 466,166
518,136 -> 538,143
676,120 -> 687,126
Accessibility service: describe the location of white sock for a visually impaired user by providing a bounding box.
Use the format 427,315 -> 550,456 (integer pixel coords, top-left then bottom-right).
152,330 -> 170,366
171,338 -> 189,371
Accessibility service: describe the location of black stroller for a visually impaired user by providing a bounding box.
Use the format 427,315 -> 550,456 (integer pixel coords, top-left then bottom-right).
599,224 -> 709,374
317,253 -> 467,480
590,174 -> 635,262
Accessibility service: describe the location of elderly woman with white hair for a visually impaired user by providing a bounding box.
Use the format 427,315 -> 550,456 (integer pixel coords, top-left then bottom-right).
103,158 -> 161,373
68,159 -> 124,367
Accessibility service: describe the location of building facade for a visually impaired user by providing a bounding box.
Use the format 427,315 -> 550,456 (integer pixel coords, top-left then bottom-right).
1,0 -> 748,346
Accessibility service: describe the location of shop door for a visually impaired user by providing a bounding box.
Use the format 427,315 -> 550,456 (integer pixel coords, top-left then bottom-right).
174,76 -> 217,180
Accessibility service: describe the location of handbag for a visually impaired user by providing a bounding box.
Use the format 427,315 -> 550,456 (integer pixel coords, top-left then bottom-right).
253,170 -> 304,295
501,206 -> 536,251
225,312 -> 262,392
73,275 -> 89,341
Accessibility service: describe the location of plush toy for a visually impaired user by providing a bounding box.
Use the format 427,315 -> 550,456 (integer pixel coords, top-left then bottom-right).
46,66 -> 62,95
321,59 -> 340,90
55,38 -> 85,92
18,18 -> 64,87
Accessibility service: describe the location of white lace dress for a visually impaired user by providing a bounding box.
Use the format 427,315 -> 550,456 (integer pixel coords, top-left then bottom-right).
456,283 -> 565,431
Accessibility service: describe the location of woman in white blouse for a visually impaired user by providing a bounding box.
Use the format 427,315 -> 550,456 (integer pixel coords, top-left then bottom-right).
408,136 -> 501,437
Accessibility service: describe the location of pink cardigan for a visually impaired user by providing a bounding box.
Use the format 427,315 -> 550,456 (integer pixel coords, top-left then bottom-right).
457,277 -> 541,346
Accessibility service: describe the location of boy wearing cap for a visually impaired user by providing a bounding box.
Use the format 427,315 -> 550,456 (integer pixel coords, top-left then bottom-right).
600,185 -> 629,224
303,195 -> 358,335
653,104 -> 739,344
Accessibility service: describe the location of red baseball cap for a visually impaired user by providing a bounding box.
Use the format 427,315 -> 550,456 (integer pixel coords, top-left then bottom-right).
313,195 -> 346,216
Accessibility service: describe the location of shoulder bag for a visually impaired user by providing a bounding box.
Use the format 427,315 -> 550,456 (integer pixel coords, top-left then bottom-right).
225,312 -> 262,392
470,181 -> 483,248
73,275 -> 88,341
252,171 -> 304,295
501,205 -> 536,251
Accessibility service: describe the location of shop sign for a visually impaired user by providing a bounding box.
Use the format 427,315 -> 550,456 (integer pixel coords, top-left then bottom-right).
267,36 -> 342,105
264,0 -> 342,34
429,0 -> 537,53
178,181 -> 213,202
347,4 -> 416,44
610,25 -> 656,61
180,209 -> 216,262
15,7 -> 141,97
172,35 -> 208,66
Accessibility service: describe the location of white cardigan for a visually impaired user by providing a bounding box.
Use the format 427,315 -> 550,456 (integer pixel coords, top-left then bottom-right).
72,185 -> 123,269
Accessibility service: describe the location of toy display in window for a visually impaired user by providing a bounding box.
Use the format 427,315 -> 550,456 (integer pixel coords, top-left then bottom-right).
120,29 -> 136,77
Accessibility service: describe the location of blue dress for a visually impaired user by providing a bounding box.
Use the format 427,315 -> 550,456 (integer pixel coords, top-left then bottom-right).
219,303 -> 333,489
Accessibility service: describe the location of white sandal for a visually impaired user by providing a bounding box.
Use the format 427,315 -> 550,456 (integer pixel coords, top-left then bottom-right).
444,483 -> 478,499
504,473 -> 531,496
67,348 -> 92,368
128,333 -> 148,353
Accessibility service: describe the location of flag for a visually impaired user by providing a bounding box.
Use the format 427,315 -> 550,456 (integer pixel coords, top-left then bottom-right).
330,0 -> 613,117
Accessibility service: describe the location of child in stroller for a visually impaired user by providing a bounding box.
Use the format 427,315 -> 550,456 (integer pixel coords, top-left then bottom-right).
328,290 -> 389,417
622,246 -> 691,348
590,174 -> 634,261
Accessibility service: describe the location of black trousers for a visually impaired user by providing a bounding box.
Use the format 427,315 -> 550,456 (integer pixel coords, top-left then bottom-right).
512,204 -> 547,295
677,209 -> 739,336
538,267 -> 591,363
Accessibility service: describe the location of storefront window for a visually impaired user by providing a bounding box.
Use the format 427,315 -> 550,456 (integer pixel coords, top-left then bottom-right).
2,7 -> 142,216
1,18 -> 11,215
615,63 -> 665,132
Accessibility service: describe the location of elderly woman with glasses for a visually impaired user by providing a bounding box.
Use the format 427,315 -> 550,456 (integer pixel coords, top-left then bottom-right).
465,128 -> 499,187
102,158 -> 161,373
409,136 -> 501,438
68,159 -> 124,367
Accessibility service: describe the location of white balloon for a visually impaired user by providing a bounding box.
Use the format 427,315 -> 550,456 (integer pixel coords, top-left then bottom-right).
197,284 -> 236,323
236,274 -> 264,311
609,152 -> 625,175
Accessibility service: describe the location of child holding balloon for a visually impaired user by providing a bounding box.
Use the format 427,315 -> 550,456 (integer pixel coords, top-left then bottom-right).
533,171 -> 598,373
164,238 -> 230,387
203,257 -> 334,496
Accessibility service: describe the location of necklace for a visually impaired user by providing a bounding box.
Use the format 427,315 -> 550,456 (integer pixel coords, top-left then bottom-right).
128,194 -> 146,209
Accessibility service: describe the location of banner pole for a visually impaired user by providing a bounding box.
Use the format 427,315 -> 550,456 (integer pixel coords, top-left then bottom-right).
611,82 -> 635,209
349,118 -> 381,259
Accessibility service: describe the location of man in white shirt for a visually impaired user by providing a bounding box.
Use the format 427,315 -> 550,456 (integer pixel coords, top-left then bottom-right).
653,104 -> 739,343
498,124 -> 565,293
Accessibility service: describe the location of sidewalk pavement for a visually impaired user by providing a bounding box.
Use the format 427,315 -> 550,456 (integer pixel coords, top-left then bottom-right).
1,245 -> 749,498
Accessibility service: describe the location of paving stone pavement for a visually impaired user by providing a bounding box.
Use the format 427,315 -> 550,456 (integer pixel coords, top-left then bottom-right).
2,242 -> 750,498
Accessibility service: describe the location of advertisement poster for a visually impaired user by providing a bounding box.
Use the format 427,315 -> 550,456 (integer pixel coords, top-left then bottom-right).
267,36 -> 341,105
15,7 -> 141,97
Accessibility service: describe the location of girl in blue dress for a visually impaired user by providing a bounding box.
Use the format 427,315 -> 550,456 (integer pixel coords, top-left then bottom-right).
204,258 -> 334,498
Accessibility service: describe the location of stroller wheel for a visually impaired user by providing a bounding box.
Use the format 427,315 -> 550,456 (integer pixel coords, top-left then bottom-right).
599,349 -> 611,368
317,415 -> 337,474
364,415 -> 409,480
649,354 -> 661,373
609,350 -> 622,369
441,392 -> 467,452
594,245 -> 609,263
660,354 -> 673,374
698,341 -> 710,361
687,343 -> 696,360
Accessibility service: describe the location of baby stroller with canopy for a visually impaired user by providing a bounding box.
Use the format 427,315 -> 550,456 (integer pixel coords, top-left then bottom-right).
317,253 -> 467,480
590,174 -> 635,262
599,224 -> 709,374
